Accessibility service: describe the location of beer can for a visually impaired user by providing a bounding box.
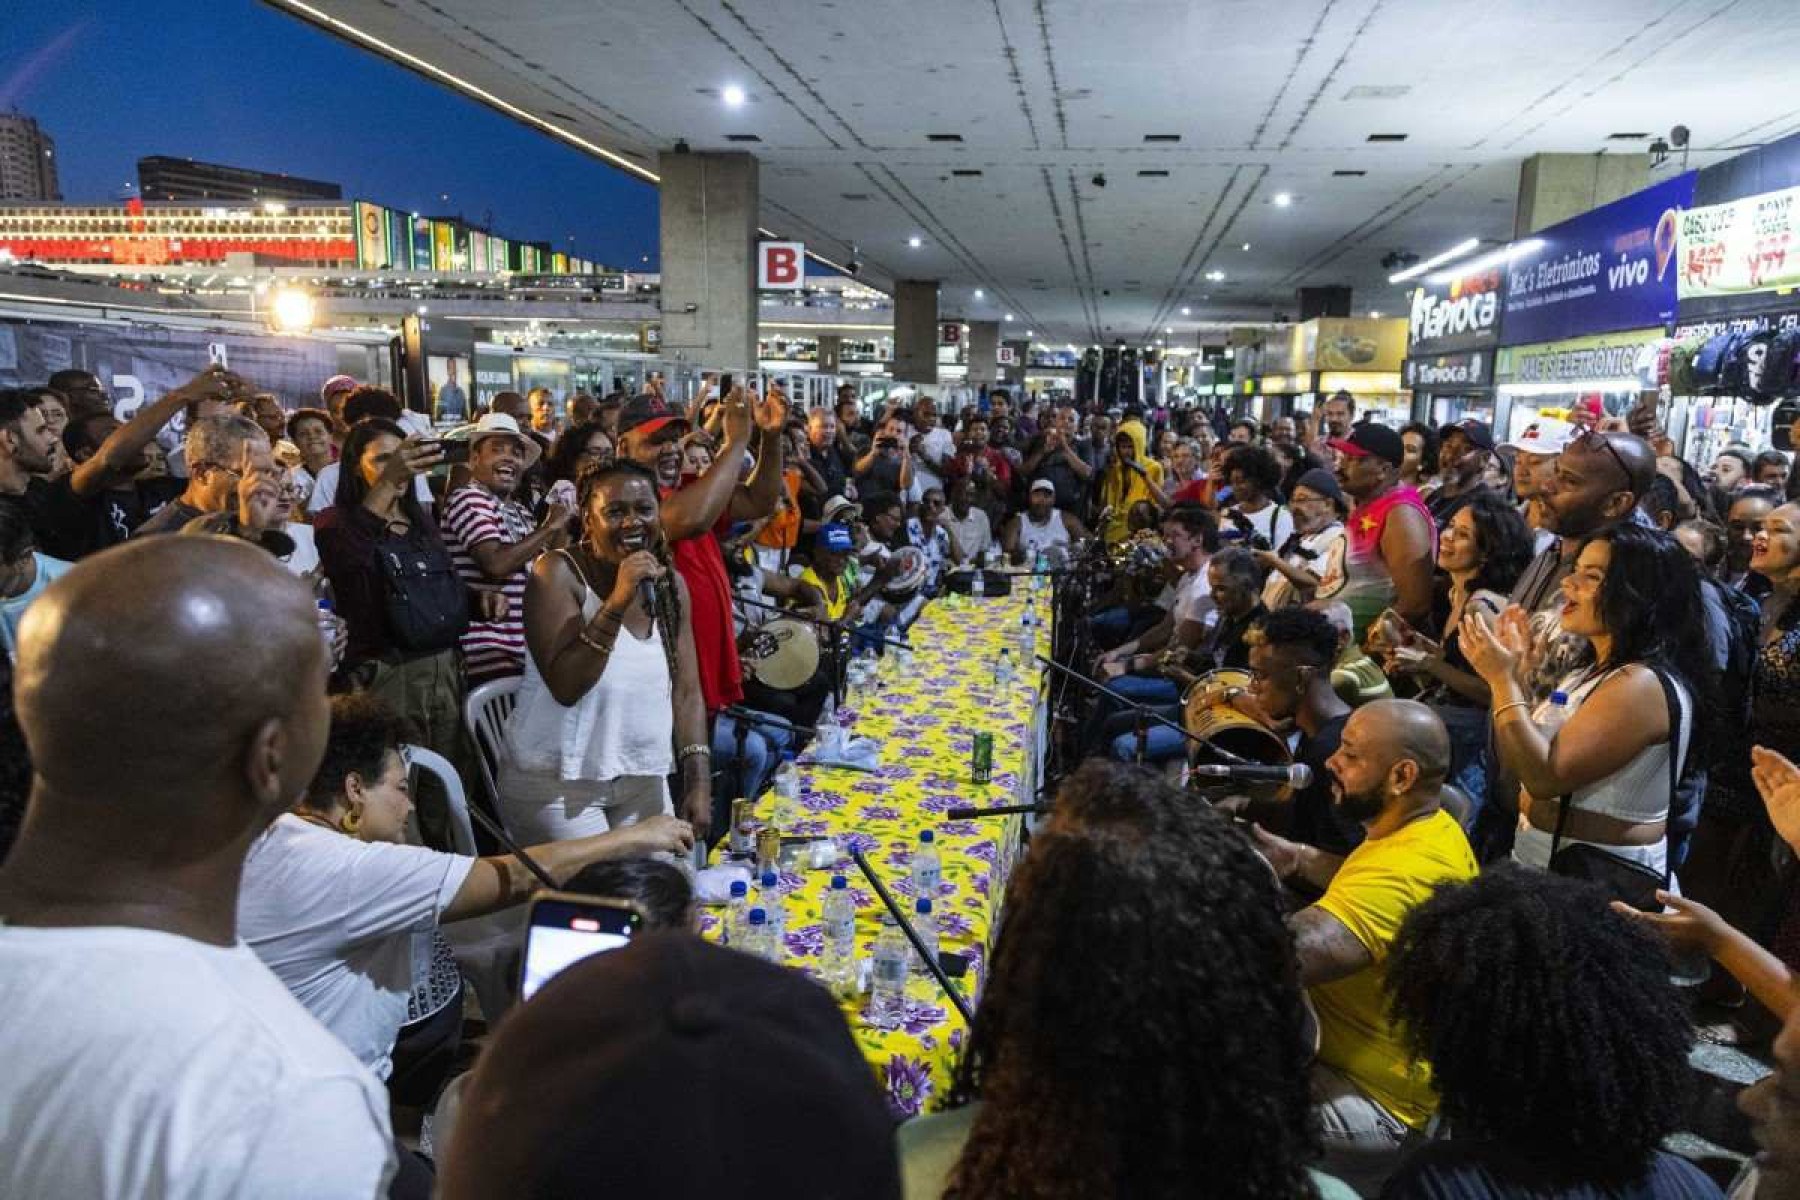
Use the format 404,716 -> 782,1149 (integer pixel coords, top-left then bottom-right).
729,799 -> 756,858
971,732 -> 994,785
756,826 -> 781,875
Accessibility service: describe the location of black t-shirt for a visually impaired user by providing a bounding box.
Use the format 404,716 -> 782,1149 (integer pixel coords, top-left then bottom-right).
2,475 -> 187,561
1381,1140 -> 1722,1200
803,445 -> 851,518
1023,433 -> 1088,513
1289,711 -> 1363,857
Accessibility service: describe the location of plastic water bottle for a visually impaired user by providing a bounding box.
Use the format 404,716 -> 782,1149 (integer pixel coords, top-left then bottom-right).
994,647 -> 1015,692
773,751 -> 800,825
913,897 -> 938,976
911,829 -> 942,899
758,869 -> 786,945
1522,691 -> 1574,808
1017,612 -> 1036,659
725,879 -> 749,947
871,914 -> 910,1023
821,874 -> 857,991
1032,550 -> 1049,595
970,567 -> 986,600
745,907 -> 770,960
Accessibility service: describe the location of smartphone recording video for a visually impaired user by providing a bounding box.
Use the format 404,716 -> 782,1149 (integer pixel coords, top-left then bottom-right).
518,892 -> 644,1001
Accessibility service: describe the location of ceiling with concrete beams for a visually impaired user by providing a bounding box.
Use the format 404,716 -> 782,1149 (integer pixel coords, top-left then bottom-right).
270,0 -> 1800,346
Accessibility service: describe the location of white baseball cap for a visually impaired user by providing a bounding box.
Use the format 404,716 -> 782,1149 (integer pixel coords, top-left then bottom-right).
1029,478 -> 1056,494
1500,416 -> 1578,456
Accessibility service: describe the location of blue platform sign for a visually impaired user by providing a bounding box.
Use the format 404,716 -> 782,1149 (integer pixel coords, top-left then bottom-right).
1500,172 -> 1695,346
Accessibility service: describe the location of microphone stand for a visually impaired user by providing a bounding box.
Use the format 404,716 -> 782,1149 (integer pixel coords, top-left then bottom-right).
848,844 -> 976,1027
945,801 -> 1050,819
461,797 -> 560,892
732,592 -> 916,654
1032,653 -> 1249,764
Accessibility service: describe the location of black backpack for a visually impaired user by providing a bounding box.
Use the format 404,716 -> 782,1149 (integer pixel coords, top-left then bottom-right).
1765,327 -> 1800,397
1668,579 -> 1759,865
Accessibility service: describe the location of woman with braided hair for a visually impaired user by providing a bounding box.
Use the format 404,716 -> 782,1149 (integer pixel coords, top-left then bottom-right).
498,459 -> 712,844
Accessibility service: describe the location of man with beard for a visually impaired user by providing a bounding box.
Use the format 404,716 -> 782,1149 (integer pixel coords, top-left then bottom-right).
1250,700 -> 1476,1195
615,386 -> 786,723
443,413 -> 571,684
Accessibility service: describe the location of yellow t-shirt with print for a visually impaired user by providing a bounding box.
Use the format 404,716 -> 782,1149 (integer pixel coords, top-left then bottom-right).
800,566 -> 849,621
1309,807 -> 1476,1128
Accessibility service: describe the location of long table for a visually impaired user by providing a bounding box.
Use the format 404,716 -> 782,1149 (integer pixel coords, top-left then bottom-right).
701,582 -> 1048,1116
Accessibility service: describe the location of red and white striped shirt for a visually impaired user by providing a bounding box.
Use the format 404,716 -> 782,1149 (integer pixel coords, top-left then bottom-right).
442,485 -> 536,684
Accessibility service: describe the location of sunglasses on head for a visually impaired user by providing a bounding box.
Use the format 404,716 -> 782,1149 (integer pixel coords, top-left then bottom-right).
1574,428 -> 1633,486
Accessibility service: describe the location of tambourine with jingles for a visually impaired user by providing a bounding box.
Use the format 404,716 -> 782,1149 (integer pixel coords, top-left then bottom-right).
736,617 -> 821,691
880,545 -> 929,603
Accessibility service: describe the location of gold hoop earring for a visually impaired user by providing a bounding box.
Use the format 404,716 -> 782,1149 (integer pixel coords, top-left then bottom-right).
340,808 -> 362,835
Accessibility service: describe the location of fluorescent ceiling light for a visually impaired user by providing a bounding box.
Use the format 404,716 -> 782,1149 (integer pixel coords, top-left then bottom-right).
1273,192 -> 1292,207
722,84 -> 746,108
973,288 -> 984,298
907,236 -> 923,249
1388,237 -> 1480,284
1426,238 -> 1543,283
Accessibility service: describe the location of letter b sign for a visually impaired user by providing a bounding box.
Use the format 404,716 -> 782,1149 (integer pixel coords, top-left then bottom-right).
759,241 -> 804,290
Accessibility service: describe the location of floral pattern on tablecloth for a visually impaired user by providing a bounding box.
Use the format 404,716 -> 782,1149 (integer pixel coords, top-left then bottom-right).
701,585 -> 1049,1115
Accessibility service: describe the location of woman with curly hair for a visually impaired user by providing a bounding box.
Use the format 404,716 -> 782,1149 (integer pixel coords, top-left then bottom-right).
896,761 -> 1354,1200
1382,866 -> 1719,1198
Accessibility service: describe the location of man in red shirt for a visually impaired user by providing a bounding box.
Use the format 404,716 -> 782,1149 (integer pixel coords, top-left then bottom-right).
615,385 -> 787,724
945,415 -> 1014,527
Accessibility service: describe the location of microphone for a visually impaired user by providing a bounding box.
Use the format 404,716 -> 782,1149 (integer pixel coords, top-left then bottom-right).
1188,762 -> 1313,788
637,577 -> 657,615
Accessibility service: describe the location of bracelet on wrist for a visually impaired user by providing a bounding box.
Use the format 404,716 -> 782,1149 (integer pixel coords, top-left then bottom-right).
677,743 -> 712,763
1493,699 -> 1532,722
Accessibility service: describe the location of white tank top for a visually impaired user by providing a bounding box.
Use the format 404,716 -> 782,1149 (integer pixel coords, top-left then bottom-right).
504,555 -> 674,782
1528,666 -> 1690,824
1017,509 -> 1071,558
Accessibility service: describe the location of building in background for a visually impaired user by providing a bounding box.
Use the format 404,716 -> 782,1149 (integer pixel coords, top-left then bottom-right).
0,114 -> 60,201
137,156 -> 342,203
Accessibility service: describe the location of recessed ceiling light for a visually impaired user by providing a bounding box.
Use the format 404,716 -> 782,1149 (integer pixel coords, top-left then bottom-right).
1369,310 -> 1383,318
1165,327 -> 1173,334
1181,306 -> 1191,315
1205,269 -> 1226,282
722,84 -> 746,108
974,288 -> 984,299
907,236 -> 923,249
1273,192 -> 1293,207
1003,313 -> 1014,321
1241,242 -> 1251,251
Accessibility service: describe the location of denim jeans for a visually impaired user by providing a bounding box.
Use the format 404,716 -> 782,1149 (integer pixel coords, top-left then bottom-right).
710,711 -> 795,821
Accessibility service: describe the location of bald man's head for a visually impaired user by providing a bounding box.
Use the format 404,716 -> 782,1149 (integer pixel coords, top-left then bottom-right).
1327,700 -> 1450,823
15,538 -> 330,840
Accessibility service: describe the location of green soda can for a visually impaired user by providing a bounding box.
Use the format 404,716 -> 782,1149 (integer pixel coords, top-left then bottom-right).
971,731 -> 994,785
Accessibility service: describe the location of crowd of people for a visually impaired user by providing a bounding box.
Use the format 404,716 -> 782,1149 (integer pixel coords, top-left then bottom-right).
6,364 -> 1800,1198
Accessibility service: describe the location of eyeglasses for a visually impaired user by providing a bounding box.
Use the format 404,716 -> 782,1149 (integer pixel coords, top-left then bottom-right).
1574,429 -> 1632,487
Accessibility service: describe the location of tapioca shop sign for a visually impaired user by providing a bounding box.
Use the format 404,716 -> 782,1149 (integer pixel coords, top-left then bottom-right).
1495,328 -> 1669,389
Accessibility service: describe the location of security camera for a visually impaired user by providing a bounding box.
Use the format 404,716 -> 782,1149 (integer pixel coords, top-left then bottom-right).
1091,172 -> 1107,189
673,139 -> 691,154
1670,125 -> 1690,149
846,259 -> 861,276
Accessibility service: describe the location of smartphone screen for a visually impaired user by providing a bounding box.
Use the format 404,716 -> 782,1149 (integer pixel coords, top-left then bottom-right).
518,893 -> 644,1001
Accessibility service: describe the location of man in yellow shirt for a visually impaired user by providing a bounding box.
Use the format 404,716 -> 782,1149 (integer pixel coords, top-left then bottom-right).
1250,699 -> 1477,1196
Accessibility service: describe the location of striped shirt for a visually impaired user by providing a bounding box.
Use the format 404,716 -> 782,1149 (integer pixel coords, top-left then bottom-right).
442,485 -> 536,684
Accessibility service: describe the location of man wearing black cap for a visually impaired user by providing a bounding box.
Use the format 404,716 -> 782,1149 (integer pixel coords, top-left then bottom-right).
1329,424 -> 1436,639
440,932 -> 901,1199
1259,467 -> 1348,610
616,385 -> 787,838
1425,420 -> 1497,528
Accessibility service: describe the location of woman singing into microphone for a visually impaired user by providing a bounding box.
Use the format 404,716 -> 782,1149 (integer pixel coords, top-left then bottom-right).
499,460 -> 711,843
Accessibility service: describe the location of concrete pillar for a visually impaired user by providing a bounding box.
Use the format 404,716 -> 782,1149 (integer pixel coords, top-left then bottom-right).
965,320 -> 1000,386
816,334 -> 842,375
657,150 -> 759,370
1514,153 -> 1651,237
890,280 -> 939,384
1002,339 -> 1030,387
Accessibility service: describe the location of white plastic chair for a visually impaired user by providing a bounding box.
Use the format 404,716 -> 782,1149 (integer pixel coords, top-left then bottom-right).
401,744 -> 477,858
464,677 -> 521,822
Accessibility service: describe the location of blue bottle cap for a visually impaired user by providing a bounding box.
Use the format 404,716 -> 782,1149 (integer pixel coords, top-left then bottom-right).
830,874 -> 848,889
748,908 -> 767,924
915,897 -> 933,914
919,829 -> 935,844
782,749 -> 797,762
1550,690 -> 1569,704
761,871 -> 778,887
729,880 -> 747,897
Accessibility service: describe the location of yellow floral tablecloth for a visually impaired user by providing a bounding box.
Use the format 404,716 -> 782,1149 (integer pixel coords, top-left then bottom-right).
701,582 -> 1049,1116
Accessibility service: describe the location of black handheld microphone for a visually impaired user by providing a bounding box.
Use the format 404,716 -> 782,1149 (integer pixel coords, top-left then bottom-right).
1188,762 -> 1313,788
637,577 -> 657,615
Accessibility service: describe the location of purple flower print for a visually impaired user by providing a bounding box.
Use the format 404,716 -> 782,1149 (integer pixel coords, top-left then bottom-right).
899,1000 -> 946,1036
862,805 -> 903,822
841,832 -> 880,856
784,923 -> 824,958
799,791 -> 846,814
883,1055 -> 933,1117
918,794 -> 964,814
964,842 -> 999,865
938,911 -> 975,939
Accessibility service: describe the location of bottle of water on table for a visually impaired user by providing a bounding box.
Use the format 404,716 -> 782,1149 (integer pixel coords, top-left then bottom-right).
758,869 -> 786,947
821,874 -> 857,993
911,829 -> 942,899
913,896 -> 938,976
970,562 -> 986,600
746,908 -> 770,961
994,647 -> 1015,692
773,750 -> 800,825
725,879 -> 749,947
871,914 -> 910,1024
1017,612 -> 1036,659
